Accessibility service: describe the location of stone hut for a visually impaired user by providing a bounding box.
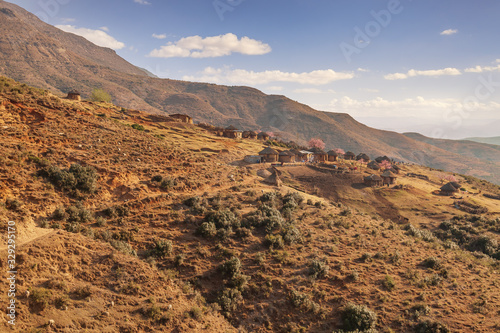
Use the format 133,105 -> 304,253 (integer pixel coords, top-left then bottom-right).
356,153 -> 370,163
364,174 -> 383,187
310,148 -> 327,162
327,150 -> 338,162
66,90 -> 81,101
440,182 -> 460,196
242,130 -> 258,139
367,161 -> 380,170
278,150 -> 295,163
381,170 -> 397,185
344,151 -> 356,160
259,147 -> 279,163
257,132 -> 270,140
223,126 -> 242,139
170,114 -> 193,124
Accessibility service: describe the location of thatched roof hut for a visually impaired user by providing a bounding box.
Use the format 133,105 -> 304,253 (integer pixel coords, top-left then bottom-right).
278,150 -> 296,163
327,150 -> 338,162
367,161 -> 380,170
170,114 -> 193,124
344,151 -> 356,160
66,90 -> 81,101
375,156 -> 391,163
310,147 -> 327,162
259,147 -> 279,163
356,153 -> 370,162
440,182 -> 460,196
257,132 -> 270,140
242,130 -> 258,139
381,170 -> 397,185
364,174 -> 383,187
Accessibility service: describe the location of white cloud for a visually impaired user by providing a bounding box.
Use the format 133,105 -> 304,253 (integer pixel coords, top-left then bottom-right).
148,33 -> 271,58
56,25 -> 125,50
183,67 -> 354,85
152,33 -> 167,40
464,64 -> 500,73
293,88 -> 324,94
266,86 -> 284,92
440,29 -> 458,35
134,0 -> 151,5
99,26 -> 109,32
357,68 -> 370,72
384,67 -> 461,80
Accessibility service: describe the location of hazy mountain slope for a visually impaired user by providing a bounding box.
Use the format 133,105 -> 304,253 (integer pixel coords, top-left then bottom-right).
465,136 -> 500,146
1,1 -> 500,184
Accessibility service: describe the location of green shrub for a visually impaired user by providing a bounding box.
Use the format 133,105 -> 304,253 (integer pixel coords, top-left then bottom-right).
289,289 -> 321,314
196,222 -> 217,238
148,239 -> 173,258
29,288 -> 52,310
421,257 -> 443,270
264,234 -> 284,249
103,205 -> 129,218
205,208 -> 240,229
410,304 -> 431,319
341,303 -> 377,331
217,288 -> 243,315
414,319 -> 450,333
90,88 -> 112,103
308,259 -> 329,279
383,275 -> 396,291
40,163 -> 97,195
131,123 -> 145,131
219,257 -> 241,279
282,225 -> 303,245
5,198 -> 22,211
110,240 -> 137,256
160,177 -> 177,190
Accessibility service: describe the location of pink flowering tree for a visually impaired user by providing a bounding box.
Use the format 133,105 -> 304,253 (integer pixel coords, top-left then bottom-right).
308,138 -> 325,150
334,148 -> 345,155
380,160 -> 392,170
438,173 -> 458,184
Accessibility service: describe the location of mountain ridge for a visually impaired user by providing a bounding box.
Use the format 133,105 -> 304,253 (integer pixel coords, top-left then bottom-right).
1,0 -> 499,184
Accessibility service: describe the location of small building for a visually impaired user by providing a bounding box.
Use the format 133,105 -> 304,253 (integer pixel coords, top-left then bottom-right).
278,150 -> 296,163
344,151 -> 356,160
356,153 -> 370,163
257,132 -> 270,141
244,155 -> 261,164
170,114 -> 193,124
327,150 -> 338,162
310,147 -> 327,162
298,150 -> 313,162
381,170 -> 397,185
440,182 -> 460,196
223,126 -> 242,139
66,90 -> 81,101
367,161 -> 380,170
259,147 -> 279,163
242,130 -> 258,139
392,164 -> 401,174
364,174 -> 383,187
375,155 -> 391,163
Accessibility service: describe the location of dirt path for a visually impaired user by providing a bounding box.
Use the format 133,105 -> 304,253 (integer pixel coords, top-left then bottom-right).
0,228 -> 56,252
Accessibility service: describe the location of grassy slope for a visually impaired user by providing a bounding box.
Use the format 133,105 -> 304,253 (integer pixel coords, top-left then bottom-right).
1,77 -> 500,332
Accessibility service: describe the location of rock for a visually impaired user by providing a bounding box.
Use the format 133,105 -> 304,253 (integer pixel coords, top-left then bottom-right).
48,319 -> 55,326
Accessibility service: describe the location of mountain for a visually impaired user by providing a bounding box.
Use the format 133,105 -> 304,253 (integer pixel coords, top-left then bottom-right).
465,136 -> 500,146
1,0 -> 500,184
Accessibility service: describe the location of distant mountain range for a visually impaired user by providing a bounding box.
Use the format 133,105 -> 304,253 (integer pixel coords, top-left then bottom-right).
465,136 -> 500,146
1,0 -> 500,184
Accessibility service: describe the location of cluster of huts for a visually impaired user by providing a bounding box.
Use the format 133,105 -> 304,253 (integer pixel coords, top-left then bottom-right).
254,147 -> 352,164
363,170 -> 398,187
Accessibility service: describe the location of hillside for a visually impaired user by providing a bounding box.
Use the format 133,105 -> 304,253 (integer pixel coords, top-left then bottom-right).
1,1 -> 500,185
1,77 -> 500,332
465,136 -> 500,146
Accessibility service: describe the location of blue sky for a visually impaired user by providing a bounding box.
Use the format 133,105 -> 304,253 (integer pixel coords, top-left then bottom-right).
6,0 -> 500,139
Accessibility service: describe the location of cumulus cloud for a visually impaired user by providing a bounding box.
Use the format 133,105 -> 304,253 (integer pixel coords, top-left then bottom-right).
152,33 -> 167,39
384,67 -> 461,80
440,29 -> 458,35
56,25 -> 125,50
148,33 -> 271,58
183,67 -> 354,85
464,64 -> 500,73
293,88 -> 325,94
134,0 -> 151,5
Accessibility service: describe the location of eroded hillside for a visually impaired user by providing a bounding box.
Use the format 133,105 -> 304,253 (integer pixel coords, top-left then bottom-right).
1,77 -> 500,332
